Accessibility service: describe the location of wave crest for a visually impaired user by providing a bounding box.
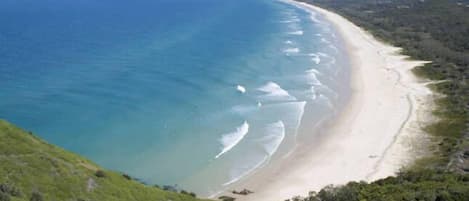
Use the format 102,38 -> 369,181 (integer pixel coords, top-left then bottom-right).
236,85 -> 246,93
288,30 -> 304,35
215,121 -> 249,159
261,121 -> 286,155
257,82 -> 296,101
284,48 -> 300,54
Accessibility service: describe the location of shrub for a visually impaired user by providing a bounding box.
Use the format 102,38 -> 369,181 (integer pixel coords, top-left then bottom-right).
0,184 -> 21,197
95,170 -> 106,178
0,192 -> 10,201
218,196 -> 235,201
30,192 -> 43,201
189,192 -> 197,197
122,174 -> 131,180
162,185 -> 177,192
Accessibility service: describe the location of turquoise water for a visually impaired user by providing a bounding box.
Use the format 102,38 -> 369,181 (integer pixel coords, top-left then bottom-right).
0,0 -> 349,195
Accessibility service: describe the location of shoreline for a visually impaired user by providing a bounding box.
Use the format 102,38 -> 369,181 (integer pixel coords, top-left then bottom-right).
223,1 -> 434,200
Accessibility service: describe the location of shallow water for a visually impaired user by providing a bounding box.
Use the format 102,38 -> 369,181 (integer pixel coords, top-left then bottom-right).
0,0 -> 349,195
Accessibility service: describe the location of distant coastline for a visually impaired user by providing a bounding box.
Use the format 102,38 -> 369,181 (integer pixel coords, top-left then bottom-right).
225,1 -> 434,200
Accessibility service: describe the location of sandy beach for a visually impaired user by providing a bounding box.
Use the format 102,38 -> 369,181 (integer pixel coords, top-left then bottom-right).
225,1 -> 434,200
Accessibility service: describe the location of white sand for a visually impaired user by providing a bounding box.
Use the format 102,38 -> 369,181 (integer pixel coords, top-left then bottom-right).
225,1 -> 434,200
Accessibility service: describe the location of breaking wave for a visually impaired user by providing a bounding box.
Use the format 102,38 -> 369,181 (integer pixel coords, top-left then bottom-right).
222,121 -> 285,186
288,30 -> 304,35
215,121 -> 250,159
236,85 -> 246,93
257,81 -> 296,101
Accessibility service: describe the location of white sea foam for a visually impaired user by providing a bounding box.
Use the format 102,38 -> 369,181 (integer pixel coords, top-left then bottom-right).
280,14 -> 300,23
236,85 -> 246,93
305,69 -> 322,86
317,52 -> 329,57
310,14 -> 320,23
231,105 -> 258,115
306,68 -> 322,75
280,19 -> 300,23
288,30 -> 304,35
329,44 -> 339,53
309,53 -> 321,64
321,38 -> 331,44
260,101 -> 306,135
261,121 -> 286,155
278,101 -> 307,134
257,81 -> 296,101
283,48 -> 300,54
308,85 -> 318,100
215,121 -> 249,159
285,40 -> 294,45
317,52 -> 336,65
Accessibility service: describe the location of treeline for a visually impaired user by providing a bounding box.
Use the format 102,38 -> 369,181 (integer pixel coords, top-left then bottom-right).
300,0 -> 469,172
287,169 -> 469,201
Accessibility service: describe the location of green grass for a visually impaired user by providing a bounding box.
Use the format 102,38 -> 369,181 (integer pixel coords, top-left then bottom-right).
0,120 -> 211,201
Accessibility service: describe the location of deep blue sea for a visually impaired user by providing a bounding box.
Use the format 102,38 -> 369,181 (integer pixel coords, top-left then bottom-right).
0,0 -> 349,196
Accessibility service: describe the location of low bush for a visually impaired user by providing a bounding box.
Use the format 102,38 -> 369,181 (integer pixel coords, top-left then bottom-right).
30,192 -> 43,201
122,174 -> 131,180
0,192 -> 10,201
95,170 -> 106,178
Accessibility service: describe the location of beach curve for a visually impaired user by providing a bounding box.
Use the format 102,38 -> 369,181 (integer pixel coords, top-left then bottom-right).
222,1 -> 434,200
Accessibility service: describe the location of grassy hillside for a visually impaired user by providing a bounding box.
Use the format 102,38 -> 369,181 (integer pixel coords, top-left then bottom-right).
0,120 -> 210,201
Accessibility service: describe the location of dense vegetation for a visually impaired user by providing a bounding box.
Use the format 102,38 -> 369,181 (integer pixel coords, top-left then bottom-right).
288,170 -> 469,201
0,120 -> 209,201
288,0 -> 469,200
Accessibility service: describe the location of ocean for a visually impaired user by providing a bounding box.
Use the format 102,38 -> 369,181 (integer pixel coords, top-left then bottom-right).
0,0 -> 349,196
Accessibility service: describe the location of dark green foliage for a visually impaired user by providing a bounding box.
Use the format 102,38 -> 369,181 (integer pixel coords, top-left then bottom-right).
163,185 -> 178,192
292,170 -> 469,201
180,190 -> 196,198
189,192 -> 197,198
218,196 -> 235,201
0,184 -> 21,197
29,192 -> 43,201
122,174 -> 131,180
0,192 -> 10,201
94,170 -> 106,178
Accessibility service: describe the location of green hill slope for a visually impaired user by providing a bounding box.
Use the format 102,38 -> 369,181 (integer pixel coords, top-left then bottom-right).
0,120 -> 210,201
